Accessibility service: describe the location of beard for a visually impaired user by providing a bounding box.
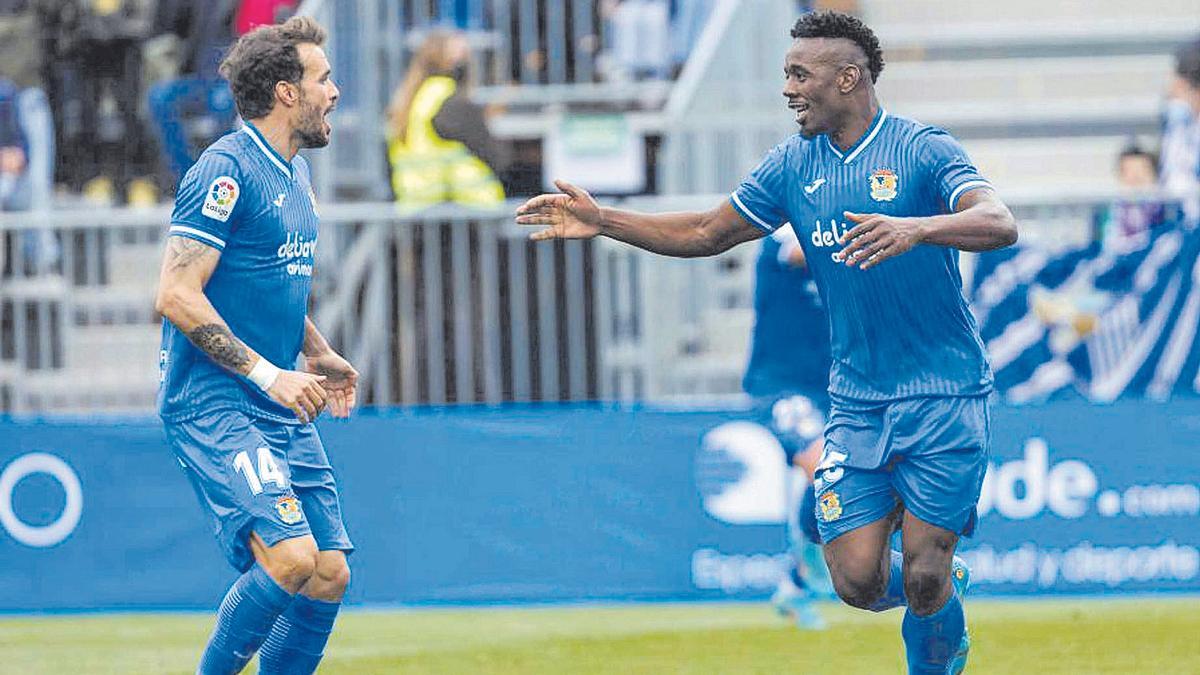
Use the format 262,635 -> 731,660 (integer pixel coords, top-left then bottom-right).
296,101 -> 330,149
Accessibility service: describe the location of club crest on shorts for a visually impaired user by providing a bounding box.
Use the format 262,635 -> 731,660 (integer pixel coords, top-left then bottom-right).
819,492 -> 843,521
869,168 -> 898,202
275,495 -> 304,525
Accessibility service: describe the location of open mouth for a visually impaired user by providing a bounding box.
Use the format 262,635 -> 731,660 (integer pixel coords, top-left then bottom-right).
789,102 -> 809,124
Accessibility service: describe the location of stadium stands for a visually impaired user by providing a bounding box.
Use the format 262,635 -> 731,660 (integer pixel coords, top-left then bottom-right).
0,0 -> 1196,412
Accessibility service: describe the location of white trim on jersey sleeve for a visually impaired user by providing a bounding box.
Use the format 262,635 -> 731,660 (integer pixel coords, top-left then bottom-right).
730,191 -> 777,232
168,225 -> 226,249
948,180 -> 993,211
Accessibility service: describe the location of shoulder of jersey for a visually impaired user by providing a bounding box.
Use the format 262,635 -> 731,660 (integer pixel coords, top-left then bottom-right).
195,131 -> 253,170
888,113 -> 944,141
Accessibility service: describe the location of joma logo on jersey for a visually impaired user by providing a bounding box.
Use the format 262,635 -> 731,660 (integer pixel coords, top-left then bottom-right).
278,233 -> 317,277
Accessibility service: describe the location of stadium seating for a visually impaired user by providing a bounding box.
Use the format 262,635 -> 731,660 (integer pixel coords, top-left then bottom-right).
1,0 -> 1194,412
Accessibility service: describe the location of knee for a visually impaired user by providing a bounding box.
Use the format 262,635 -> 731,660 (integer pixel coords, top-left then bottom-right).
314,556 -> 351,595
830,569 -> 886,611
266,547 -> 319,590
903,561 -> 951,615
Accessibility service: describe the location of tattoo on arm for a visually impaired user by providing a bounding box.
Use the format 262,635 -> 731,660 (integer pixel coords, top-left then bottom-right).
165,236 -> 216,271
188,324 -> 252,373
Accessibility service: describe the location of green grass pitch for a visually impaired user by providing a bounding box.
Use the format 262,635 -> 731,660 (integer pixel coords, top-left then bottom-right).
2,597 -> 1197,673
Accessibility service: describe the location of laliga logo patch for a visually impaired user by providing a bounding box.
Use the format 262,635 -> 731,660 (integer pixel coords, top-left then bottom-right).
819,491 -> 842,521
869,168 -> 898,202
275,495 -> 304,525
202,176 -> 240,222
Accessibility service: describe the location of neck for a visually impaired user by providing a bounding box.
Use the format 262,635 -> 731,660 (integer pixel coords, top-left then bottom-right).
829,95 -> 880,152
248,115 -> 299,161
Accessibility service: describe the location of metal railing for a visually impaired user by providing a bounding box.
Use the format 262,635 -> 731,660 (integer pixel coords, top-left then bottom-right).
0,190 -> 1130,414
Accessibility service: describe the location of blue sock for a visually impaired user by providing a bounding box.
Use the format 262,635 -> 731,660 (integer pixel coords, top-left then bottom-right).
901,592 -> 965,675
198,564 -> 294,675
257,595 -> 341,675
788,564 -> 809,590
867,550 -> 906,612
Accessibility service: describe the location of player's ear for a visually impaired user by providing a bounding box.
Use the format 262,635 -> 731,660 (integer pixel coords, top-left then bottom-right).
838,64 -> 862,95
275,80 -> 299,108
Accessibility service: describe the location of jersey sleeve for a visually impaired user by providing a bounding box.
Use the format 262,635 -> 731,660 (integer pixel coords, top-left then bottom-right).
168,152 -> 246,250
730,141 -> 792,233
916,128 -> 993,212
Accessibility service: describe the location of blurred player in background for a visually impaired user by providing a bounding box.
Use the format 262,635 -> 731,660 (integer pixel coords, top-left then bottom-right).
154,17 -> 357,675
518,11 -> 1017,673
742,223 -> 834,630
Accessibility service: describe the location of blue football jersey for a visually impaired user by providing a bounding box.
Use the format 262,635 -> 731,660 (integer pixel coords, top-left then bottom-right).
742,225 -> 831,402
159,122 -> 321,423
730,109 -> 994,401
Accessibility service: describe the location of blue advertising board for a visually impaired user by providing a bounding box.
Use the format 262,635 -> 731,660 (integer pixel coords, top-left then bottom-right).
0,400 -> 1197,611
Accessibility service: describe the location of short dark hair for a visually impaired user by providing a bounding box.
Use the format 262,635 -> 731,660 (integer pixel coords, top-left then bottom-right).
1118,144 -> 1158,173
791,11 -> 884,83
219,16 -> 328,120
1176,38 -> 1200,87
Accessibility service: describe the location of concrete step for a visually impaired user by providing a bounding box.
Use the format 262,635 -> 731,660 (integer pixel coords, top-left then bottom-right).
16,365 -> 159,414
962,135 -> 1131,194
864,0 -> 1198,30
63,323 -> 161,370
879,55 -> 1172,114
106,242 -> 162,291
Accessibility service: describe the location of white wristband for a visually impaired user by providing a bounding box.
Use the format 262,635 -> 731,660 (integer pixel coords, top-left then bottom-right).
247,358 -> 281,391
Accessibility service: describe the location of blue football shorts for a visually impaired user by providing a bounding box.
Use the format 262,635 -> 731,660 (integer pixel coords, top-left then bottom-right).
164,409 -> 354,571
811,394 -> 990,544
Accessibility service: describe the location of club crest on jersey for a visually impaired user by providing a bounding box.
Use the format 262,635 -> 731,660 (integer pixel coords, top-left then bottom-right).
202,176 -> 239,222
869,168 -> 898,202
819,492 -> 842,521
275,495 -> 304,525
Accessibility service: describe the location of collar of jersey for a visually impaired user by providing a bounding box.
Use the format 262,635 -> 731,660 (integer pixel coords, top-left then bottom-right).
824,107 -> 888,165
241,122 -> 294,179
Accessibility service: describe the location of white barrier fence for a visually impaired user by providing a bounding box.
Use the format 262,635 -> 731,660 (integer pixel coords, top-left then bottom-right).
0,191 -> 1115,413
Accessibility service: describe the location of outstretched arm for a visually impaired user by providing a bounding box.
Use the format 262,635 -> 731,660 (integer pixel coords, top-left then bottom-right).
837,187 -> 1018,270
516,179 -> 765,258
155,235 -> 330,422
301,317 -> 358,418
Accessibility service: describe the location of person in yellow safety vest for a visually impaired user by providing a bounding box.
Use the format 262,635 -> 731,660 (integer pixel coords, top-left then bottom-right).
387,30 -> 506,211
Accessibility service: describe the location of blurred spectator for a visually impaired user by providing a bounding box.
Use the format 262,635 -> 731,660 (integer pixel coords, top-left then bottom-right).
387,30 -> 506,211
0,83 -> 22,209
1094,145 -> 1172,253
42,0 -> 158,205
1161,38 -> 1200,222
669,0 -> 713,76
602,0 -> 670,81
234,0 -> 295,34
146,0 -> 240,186
0,1 -> 57,273
434,0 -> 485,30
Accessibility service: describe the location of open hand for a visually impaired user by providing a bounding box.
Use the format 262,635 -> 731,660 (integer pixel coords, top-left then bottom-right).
837,211 -> 925,270
304,351 -> 358,418
515,179 -> 603,241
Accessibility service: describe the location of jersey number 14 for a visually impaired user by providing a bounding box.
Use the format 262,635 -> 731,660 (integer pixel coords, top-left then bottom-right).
233,447 -> 288,495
